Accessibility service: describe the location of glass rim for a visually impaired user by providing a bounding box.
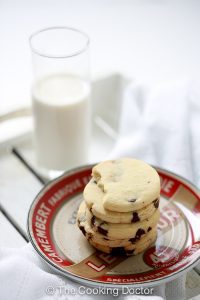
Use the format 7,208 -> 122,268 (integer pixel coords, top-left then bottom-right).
29,26 -> 90,59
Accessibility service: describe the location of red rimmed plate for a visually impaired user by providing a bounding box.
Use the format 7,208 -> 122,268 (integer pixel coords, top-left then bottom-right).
28,165 -> 200,287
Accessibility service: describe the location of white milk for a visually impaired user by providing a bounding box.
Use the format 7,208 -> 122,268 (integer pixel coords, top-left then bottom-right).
32,74 -> 91,171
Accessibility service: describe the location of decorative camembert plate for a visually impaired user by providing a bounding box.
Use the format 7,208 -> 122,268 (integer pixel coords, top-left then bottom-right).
28,165 -> 200,287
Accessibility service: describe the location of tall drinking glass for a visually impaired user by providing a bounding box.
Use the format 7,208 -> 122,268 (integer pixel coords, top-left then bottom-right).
29,27 -> 90,175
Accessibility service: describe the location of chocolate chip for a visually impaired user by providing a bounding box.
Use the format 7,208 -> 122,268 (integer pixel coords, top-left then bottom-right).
79,226 -> 86,236
100,221 -> 107,226
129,237 -> 137,243
129,228 -> 146,244
91,216 -> 95,226
89,207 -> 92,212
131,212 -> 140,223
111,247 -> 135,256
153,198 -> 159,209
93,180 -> 97,184
111,247 -> 127,256
126,249 -> 135,255
147,227 -> 152,232
136,228 -> 145,239
87,233 -> 92,240
127,198 -> 137,202
97,226 -> 108,236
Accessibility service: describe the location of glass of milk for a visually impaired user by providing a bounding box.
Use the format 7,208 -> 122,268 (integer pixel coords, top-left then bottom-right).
29,27 -> 91,176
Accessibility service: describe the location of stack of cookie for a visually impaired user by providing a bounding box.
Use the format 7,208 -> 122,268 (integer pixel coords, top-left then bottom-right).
77,158 -> 160,256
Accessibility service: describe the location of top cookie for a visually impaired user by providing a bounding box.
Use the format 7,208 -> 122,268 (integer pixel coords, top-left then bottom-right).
92,158 -> 160,212
84,179 -> 159,223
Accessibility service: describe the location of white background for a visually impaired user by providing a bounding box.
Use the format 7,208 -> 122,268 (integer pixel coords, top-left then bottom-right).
1,0 -> 200,112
